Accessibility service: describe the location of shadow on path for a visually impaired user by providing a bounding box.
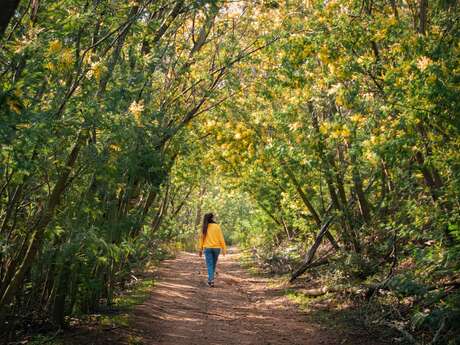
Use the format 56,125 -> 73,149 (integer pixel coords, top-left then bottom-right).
128,251 -> 341,345
63,250 -> 386,345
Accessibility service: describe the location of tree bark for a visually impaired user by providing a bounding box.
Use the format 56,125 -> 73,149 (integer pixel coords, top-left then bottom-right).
52,261 -> 71,327
418,0 -> 427,35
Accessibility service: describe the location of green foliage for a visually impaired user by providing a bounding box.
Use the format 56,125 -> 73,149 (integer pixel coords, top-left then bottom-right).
1,0 -> 459,344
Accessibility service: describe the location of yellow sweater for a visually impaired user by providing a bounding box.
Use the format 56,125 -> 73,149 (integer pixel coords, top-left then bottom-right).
199,223 -> 227,254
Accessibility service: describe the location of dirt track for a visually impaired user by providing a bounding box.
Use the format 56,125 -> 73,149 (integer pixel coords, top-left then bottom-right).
125,250 -> 372,345
66,250 -> 385,345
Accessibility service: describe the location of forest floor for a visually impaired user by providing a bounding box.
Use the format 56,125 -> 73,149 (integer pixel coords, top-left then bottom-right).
59,249 -> 391,345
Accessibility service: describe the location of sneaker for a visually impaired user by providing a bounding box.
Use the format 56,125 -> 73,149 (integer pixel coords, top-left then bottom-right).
207,281 -> 213,287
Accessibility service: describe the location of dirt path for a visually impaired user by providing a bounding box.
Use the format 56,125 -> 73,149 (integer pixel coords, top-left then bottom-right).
120,250 -> 379,345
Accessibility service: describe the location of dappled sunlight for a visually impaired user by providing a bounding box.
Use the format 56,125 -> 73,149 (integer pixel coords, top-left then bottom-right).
120,250 -> 354,345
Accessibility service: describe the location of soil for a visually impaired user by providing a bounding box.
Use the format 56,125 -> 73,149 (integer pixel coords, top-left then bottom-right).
60,250 -> 388,345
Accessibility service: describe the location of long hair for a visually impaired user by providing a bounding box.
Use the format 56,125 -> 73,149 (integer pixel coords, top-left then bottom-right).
202,213 -> 216,238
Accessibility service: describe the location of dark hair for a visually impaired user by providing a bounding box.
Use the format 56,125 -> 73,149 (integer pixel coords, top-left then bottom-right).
202,213 -> 216,238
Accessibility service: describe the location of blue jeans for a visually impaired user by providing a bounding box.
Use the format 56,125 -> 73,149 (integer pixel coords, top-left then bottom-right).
204,248 -> 220,282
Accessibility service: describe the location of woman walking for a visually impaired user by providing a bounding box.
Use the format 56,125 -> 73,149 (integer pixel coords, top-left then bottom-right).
199,213 -> 227,287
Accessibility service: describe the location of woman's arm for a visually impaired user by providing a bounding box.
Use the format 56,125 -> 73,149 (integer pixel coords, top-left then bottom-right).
218,225 -> 227,255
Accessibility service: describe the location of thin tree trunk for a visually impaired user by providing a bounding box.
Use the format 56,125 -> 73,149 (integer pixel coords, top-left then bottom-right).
151,183 -> 171,233
415,151 -> 440,202
290,216 -> 335,282
131,189 -> 158,237
290,175 -> 377,282
52,261 -> 71,327
311,112 -> 358,250
345,140 -> 371,223
283,164 -> 340,250
194,185 -> 205,233
418,0 -> 427,35
0,133 -> 85,314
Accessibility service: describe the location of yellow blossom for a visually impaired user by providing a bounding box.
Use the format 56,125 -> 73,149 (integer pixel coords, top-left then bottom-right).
48,40 -> 62,54
92,62 -> 102,81
288,122 -> 302,131
374,29 -> 387,42
206,119 -> 216,128
59,48 -> 74,67
319,122 -> 330,135
318,46 -> 330,64
331,129 -> 341,139
44,61 -> 55,71
386,17 -> 398,26
129,100 -> 145,126
341,126 -> 351,138
416,56 -> 433,72
110,144 -> 121,152
350,114 -> 365,123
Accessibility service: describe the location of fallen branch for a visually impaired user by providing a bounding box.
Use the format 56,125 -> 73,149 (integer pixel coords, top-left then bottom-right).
297,286 -> 331,297
295,283 -> 371,297
294,276 -> 460,305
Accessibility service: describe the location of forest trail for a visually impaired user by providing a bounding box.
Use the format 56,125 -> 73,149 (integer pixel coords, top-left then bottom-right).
84,249 -> 383,345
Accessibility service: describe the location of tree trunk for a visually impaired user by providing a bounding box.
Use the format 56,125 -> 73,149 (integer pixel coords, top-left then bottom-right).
0,133 -> 85,314
151,182 -> 171,233
283,163 -> 340,250
290,175 -> 377,282
52,261 -> 71,327
345,140 -> 371,224
415,151 -> 440,202
131,189 -> 158,237
418,0 -> 427,35
311,113 -> 358,251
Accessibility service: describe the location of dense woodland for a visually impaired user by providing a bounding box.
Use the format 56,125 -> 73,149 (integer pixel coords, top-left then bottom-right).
0,0 -> 459,344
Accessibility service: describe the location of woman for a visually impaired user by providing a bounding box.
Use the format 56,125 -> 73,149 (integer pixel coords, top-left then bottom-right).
198,213 -> 227,287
